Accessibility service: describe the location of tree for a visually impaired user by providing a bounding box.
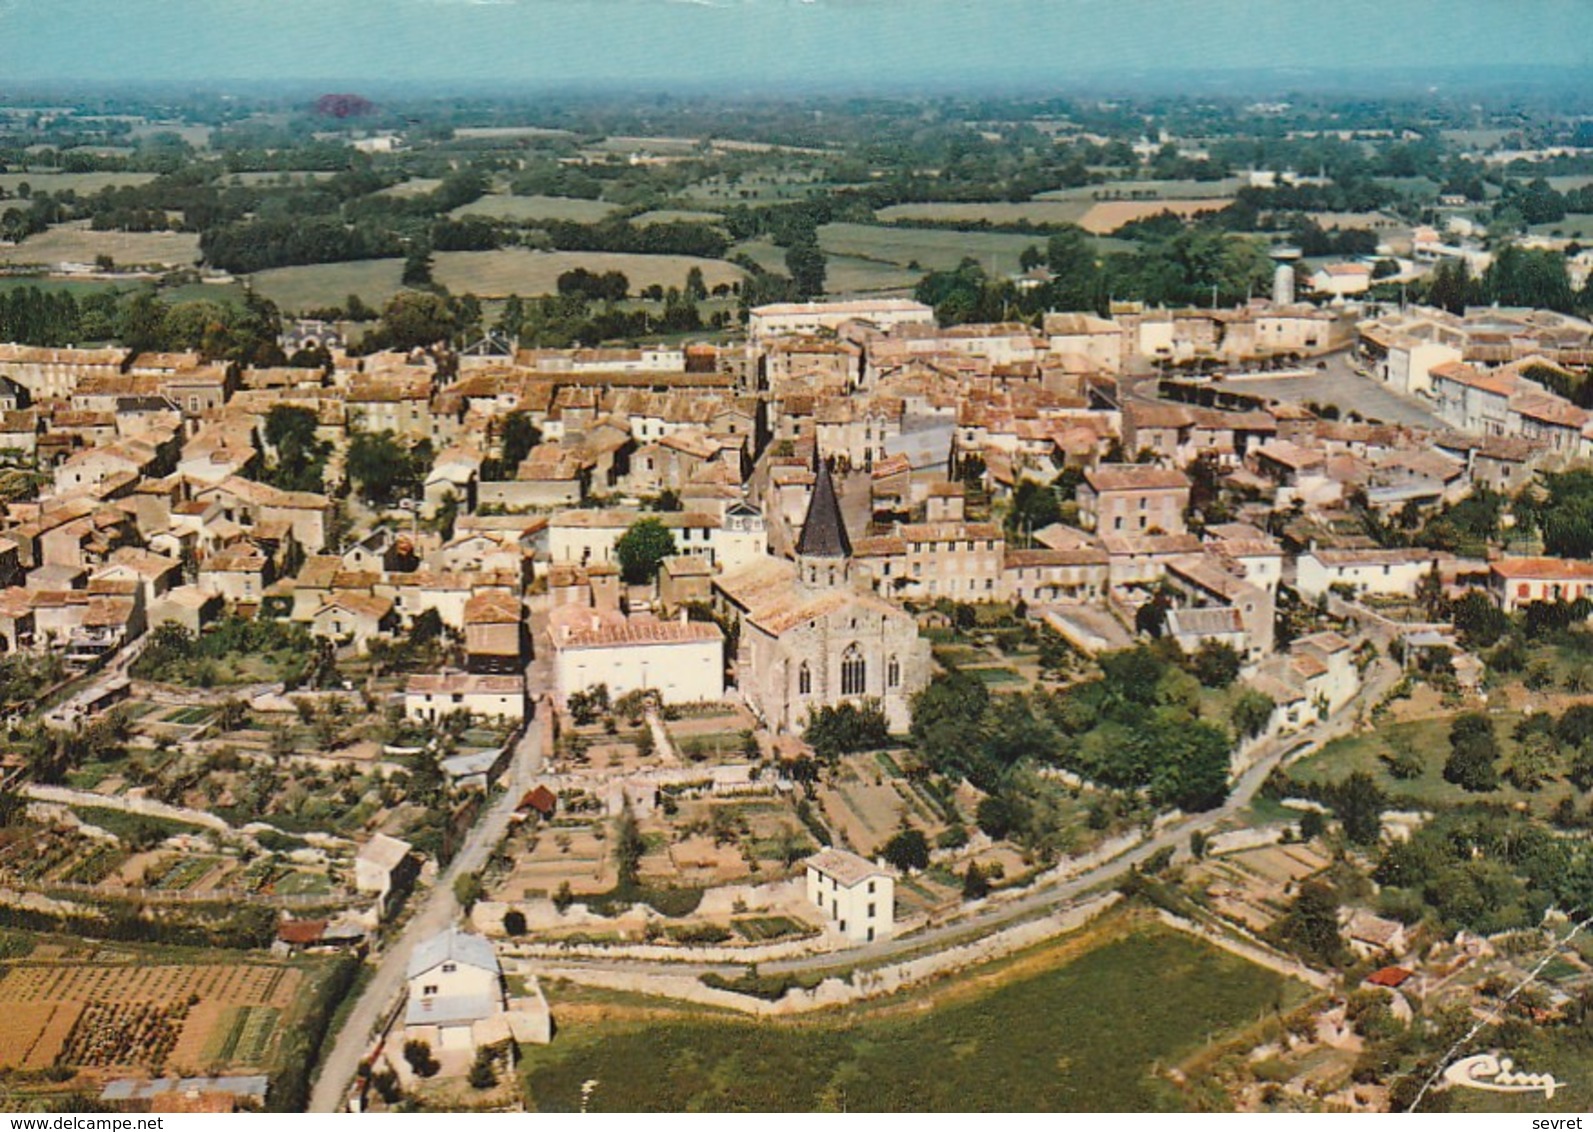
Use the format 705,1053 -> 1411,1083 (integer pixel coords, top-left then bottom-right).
1278,880 -> 1343,965
882,828 -> 930,873
347,430 -> 423,508
567,684 -> 610,727
552,880 -> 575,912
403,1039 -> 440,1078
502,909 -> 527,936
499,410 -> 541,470
1451,589 -> 1509,649
785,239 -> 827,299
377,290 -> 454,351
453,870 -> 484,912
1006,479 -> 1062,540
1444,712 -> 1501,792
1331,771 -> 1386,846
804,700 -> 890,761
1508,731 -> 1558,791
962,861 -> 990,900
975,795 -> 1013,840
614,803 -> 644,886
684,265 -> 707,301
1231,688 -> 1275,739
1191,640 -> 1242,688
615,518 -> 677,585
261,404 -> 330,493
402,247 -> 434,288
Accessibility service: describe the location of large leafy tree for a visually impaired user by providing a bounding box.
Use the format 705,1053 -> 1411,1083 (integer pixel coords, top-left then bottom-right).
377,290 -> 456,351
347,429 -> 428,508
615,518 -> 677,585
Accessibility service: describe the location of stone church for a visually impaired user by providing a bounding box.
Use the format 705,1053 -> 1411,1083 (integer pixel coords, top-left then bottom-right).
714,458 -> 930,734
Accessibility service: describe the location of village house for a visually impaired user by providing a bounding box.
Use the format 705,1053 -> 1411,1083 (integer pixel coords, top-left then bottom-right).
1001,547 -> 1109,605
1295,548 -> 1452,601
804,847 -> 896,943
310,592 -> 397,653
404,672 -> 529,724
1077,464 -> 1191,536
1489,557 -> 1593,613
0,345 -> 127,401
403,929 -> 507,1054
549,604 -> 724,709
463,590 -> 524,674
354,833 -> 418,921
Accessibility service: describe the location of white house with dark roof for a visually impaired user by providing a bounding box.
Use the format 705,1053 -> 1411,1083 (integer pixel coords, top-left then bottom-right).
804,847 -> 895,943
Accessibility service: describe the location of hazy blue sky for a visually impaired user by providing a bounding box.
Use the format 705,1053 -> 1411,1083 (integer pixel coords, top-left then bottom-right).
0,0 -> 1587,90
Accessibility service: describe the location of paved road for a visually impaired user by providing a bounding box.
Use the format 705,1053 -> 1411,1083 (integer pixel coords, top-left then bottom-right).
307,708 -> 543,1113
521,655 -> 1400,984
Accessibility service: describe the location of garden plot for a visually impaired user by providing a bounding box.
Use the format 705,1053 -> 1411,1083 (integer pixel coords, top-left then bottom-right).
1197,843 -> 1331,932
817,753 -> 945,856
499,825 -> 615,898
0,961 -> 302,1076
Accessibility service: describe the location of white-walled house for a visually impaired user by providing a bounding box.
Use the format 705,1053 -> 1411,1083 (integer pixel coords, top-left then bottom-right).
550,607 -> 724,709
1295,548 -> 1448,600
354,833 -> 417,921
404,673 -> 528,724
1489,556 -> 1593,613
804,847 -> 895,943
404,929 -> 505,1052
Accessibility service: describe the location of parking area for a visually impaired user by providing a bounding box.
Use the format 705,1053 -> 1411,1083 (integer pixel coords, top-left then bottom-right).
1212,352 -> 1447,429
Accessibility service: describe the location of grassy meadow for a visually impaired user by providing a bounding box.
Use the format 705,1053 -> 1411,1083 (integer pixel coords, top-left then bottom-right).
0,222 -> 200,268
450,194 -> 618,223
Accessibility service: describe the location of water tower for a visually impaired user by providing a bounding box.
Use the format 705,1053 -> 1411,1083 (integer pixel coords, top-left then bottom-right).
1269,244 -> 1302,306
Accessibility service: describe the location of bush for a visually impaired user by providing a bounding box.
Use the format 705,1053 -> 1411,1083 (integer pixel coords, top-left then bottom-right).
404,1039 -> 440,1078
467,1047 -> 498,1090
502,909 -> 527,937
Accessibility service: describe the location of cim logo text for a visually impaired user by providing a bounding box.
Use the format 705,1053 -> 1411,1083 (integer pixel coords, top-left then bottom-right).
1443,1053 -> 1564,1100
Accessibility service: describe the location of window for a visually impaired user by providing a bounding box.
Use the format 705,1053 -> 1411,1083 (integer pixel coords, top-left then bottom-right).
423,984 -> 439,996
868,881 -> 876,894
441,963 -> 456,973
841,644 -> 866,696
868,903 -> 876,917
798,662 -> 811,696
886,656 -> 900,689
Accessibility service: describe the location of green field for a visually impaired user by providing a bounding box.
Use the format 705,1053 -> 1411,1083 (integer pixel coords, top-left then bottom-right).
450,194 -> 617,223
1287,711 -> 1578,816
632,208 -> 725,226
876,200 -> 1092,227
1034,177 -> 1245,201
1532,217 -> 1593,239
817,223 -> 1042,277
0,171 -> 160,194
250,248 -> 746,310
375,177 -> 444,198
522,924 -> 1300,1112
0,223 -> 201,268
248,259 -> 403,312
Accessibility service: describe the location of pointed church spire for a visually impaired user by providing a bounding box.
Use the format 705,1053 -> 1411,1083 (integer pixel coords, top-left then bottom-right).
796,451 -> 851,559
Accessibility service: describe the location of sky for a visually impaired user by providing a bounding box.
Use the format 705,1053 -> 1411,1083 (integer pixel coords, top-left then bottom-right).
0,0 -> 1588,92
